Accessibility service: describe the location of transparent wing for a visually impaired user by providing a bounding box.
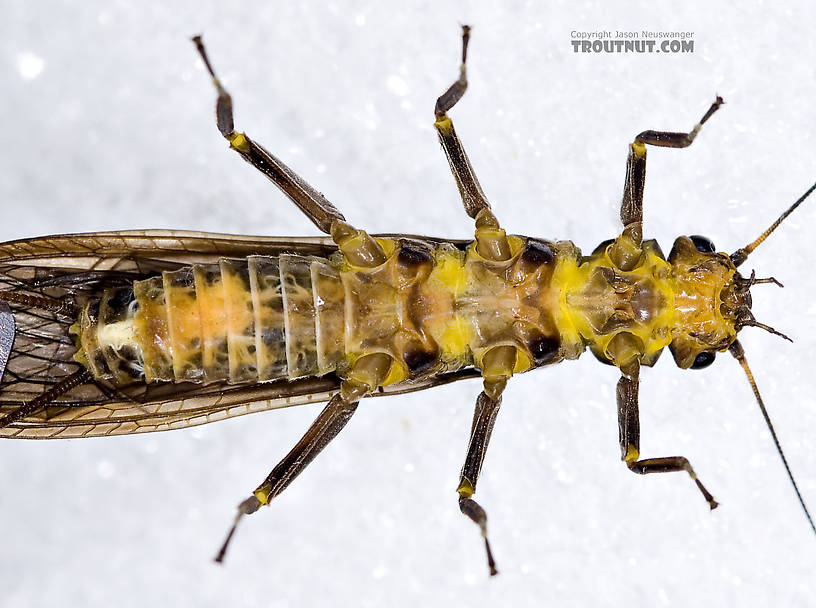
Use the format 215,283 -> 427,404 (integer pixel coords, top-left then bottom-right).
0,369 -> 478,439
0,230 -> 339,268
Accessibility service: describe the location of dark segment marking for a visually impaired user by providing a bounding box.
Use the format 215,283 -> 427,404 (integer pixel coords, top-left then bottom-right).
397,241 -> 433,267
520,240 -> 554,266
201,267 -> 221,285
261,327 -> 285,347
100,288 -> 134,328
528,335 -> 560,366
93,351 -> 109,373
404,349 -> 438,376
104,287 -> 135,318
83,300 -> 113,377
119,345 -> 144,379
232,263 -> 253,290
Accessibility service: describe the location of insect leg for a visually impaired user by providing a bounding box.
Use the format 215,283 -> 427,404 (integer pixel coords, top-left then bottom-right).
214,392 -> 359,563
455,345 -> 515,576
215,354 -> 392,563
0,368 -> 91,429
192,36 -> 345,235
0,290 -> 77,316
609,97 -> 724,270
434,26 -> 510,262
458,391 -> 502,576
616,358 -> 719,510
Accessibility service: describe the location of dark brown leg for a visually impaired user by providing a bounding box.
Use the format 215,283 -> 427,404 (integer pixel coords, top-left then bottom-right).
192,36 -> 345,235
434,26 -> 511,262
610,97 -> 724,270
0,290 -> 76,316
457,391 -> 502,576
0,367 -> 91,429
434,25 -> 492,220
616,360 -> 718,509
214,392 -> 359,563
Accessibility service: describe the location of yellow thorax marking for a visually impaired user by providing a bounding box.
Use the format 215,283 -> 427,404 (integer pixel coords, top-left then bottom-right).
557,244 -> 675,362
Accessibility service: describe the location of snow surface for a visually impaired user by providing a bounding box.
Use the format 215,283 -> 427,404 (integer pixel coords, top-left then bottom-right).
1,2 -> 815,607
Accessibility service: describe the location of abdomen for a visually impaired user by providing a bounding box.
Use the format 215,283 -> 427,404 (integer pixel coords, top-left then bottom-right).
75,254 -> 345,385
75,236 -> 577,388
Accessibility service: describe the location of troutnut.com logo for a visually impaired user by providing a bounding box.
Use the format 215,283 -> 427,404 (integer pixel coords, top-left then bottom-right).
570,31 -> 695,53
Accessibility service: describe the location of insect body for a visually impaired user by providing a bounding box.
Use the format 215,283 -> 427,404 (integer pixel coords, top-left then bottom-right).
0,28 -> 813,575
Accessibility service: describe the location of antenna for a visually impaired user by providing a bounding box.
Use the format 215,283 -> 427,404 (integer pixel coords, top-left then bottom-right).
731,181 -> 816,267
728,341 -> 816,537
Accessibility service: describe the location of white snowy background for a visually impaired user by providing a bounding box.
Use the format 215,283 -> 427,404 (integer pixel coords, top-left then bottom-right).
1,2 -> 815,607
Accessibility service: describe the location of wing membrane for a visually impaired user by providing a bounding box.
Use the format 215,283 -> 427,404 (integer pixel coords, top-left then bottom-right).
0,369 -> 478,439
0,230 -> 339,269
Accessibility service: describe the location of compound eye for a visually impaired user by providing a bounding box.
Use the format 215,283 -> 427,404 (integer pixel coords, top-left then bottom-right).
690,351 -> 716,369
689,235 -> 716,253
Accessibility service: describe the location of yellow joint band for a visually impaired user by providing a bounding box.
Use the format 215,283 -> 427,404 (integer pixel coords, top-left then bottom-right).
457,479 -> 475,498
229,132 -> 251,154
631,141 -> 647,158
624,444 -> 639,463
253,487 -> 270,506
434,115 -> 454,135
